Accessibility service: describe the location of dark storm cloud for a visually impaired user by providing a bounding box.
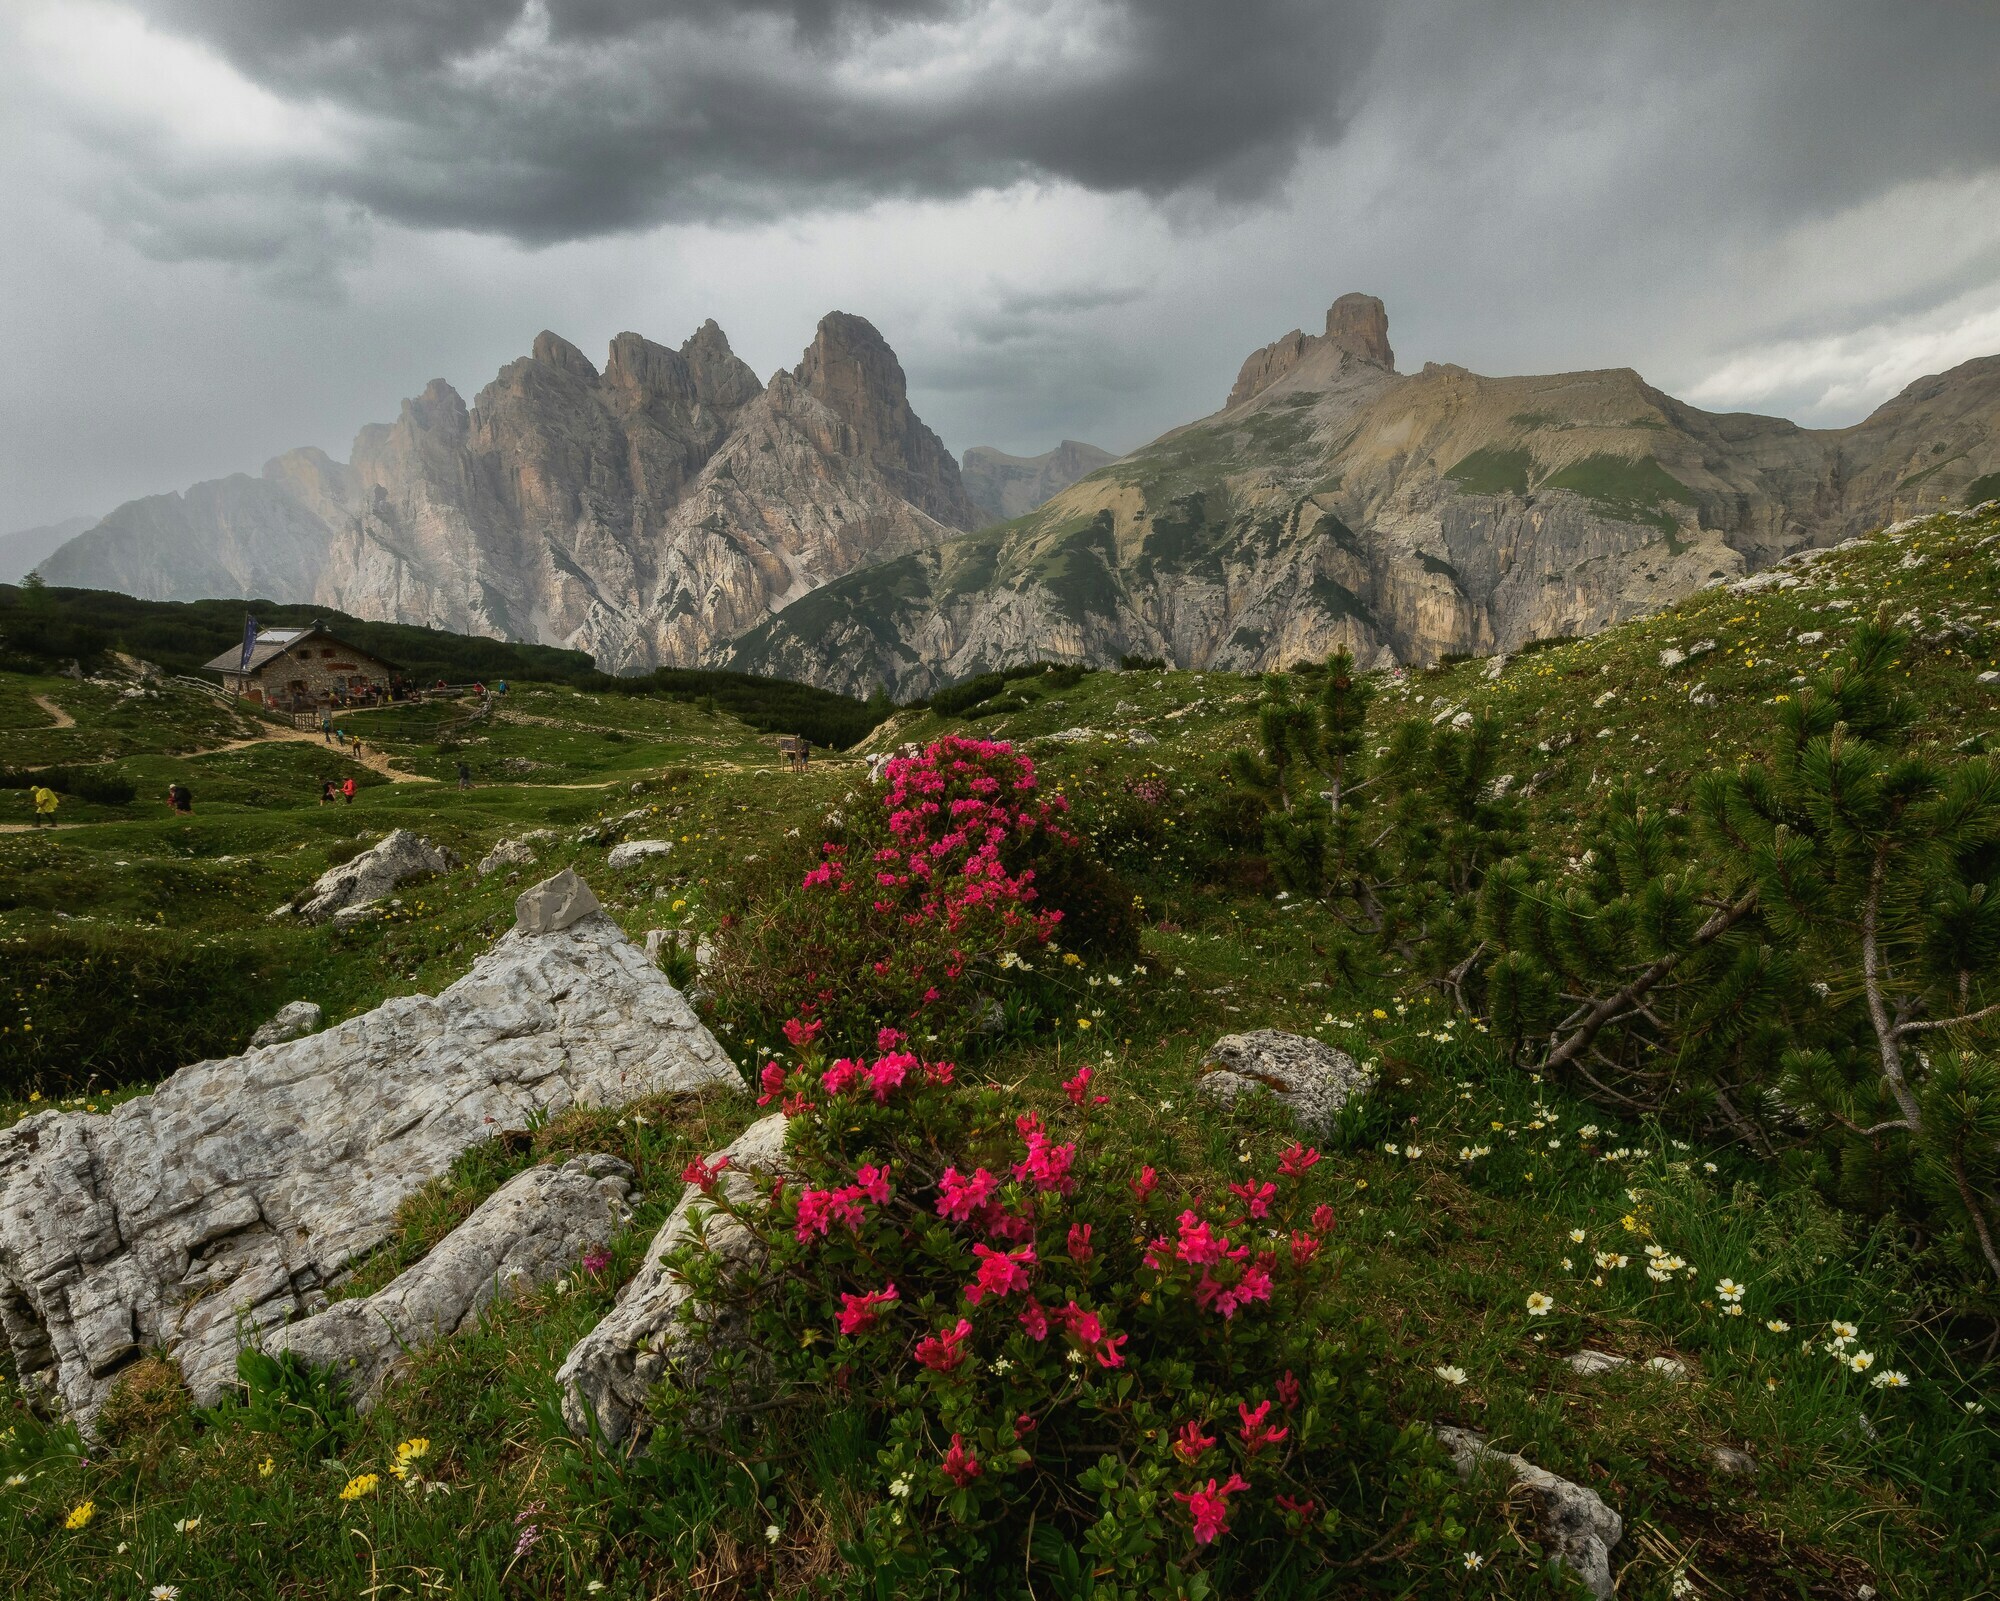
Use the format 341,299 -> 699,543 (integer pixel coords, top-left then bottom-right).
130,0 -> 1390,243
6,0 -> 2000,529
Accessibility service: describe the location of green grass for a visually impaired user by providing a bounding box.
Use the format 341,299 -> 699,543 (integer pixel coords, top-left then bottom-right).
5,509 -> 2000,1594
1539,453 -> 1698,537
1444,447 -> 1535,497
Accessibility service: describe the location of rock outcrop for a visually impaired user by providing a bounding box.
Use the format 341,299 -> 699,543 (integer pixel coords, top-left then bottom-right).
0,875 -> 739,1427
558,1112 -> 789,1447
961,441 -> 1119,523
1433,1425 -> 1624,1599
1228,291 -> 1396,408
267,1154 -> 636,1406
721,302 -> 2000,697
41,313 -> 980,674
477,838 -> 537,877
291,830 -> 457,924
1196,1030 -> 1372,1135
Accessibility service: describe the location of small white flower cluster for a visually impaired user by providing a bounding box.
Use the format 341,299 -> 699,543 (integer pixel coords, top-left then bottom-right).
1643,1242 -> 1695,1282
1812,1319 -> 1904,1385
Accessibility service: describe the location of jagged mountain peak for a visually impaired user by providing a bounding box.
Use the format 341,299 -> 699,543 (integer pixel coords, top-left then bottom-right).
1323,292 -> 1394,370
790,310 -> 981,531
531,330 -> 599,381
39,307 -> 974,675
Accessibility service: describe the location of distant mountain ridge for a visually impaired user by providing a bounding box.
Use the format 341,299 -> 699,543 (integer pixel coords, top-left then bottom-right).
0,517 -> 95,584
41,314 -> 984,673
961,441 -> 1117,522
720,294 -> 2000,696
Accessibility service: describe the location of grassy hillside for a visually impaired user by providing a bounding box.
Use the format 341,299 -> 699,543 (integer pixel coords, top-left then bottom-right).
1,507 -> 1996,1597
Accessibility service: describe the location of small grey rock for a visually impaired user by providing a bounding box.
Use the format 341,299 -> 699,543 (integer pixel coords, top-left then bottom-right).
607,840 -> 673,870
1708,1445 -> 1756,1476
250,1000 -> 322,1048
1196,1029 -> 1372,1135
1433,1426 -> 1623,1599
478,838 -> 537,876
515,868 -> 603,934
1126,729 -> 1159,747
1566,1350 -> 1687,1380
330,904 -> 382,930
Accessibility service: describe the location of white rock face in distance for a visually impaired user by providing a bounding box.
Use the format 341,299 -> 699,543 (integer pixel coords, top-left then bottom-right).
0,875 -> 741,1427
267,1154 -> 637,1406
295,829 -> 458,924
558,1112 -> 789,1447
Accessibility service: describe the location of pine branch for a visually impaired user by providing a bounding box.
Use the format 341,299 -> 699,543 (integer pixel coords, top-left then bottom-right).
1894,1002 -> 2000,1038
1541,889 -> 1758,1076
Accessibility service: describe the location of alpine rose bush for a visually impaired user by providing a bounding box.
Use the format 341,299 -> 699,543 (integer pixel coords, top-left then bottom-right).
654,1036 -> 1465,1593
715,736 -> 1137,1056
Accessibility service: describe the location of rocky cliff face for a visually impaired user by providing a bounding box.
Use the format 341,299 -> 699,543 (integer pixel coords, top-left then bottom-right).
722,298 -> 2000,697
961,440 -> 1118,523
41,314 -> 980,673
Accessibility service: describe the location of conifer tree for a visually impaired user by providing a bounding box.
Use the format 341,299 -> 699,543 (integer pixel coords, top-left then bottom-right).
1481,611 -> 2000,1288
1225,650 -> 1379,911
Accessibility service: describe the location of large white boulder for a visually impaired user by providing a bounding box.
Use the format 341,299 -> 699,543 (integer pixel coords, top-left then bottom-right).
0,875 -> 740,1428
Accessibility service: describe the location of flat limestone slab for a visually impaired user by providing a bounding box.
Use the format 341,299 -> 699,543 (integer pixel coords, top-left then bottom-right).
0,893 -> 740,1427
267,1154 -> 637,1406
557,1112 -> 789,1448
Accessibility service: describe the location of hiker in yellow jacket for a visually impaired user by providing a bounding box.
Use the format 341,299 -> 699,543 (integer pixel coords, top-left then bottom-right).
31,786 -> 59,825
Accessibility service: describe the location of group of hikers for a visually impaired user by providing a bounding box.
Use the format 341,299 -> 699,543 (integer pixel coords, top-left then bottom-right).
27,782 -> 191,825
320,720 -> 370,761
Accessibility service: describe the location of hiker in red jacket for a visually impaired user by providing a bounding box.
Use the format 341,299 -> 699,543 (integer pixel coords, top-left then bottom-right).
341,776 -> 356,804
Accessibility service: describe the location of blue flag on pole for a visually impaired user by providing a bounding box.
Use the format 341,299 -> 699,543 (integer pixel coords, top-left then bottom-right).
239,614 -> 258,671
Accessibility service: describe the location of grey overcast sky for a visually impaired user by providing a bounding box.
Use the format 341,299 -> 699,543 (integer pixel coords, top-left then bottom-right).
3,0 -> 1998,530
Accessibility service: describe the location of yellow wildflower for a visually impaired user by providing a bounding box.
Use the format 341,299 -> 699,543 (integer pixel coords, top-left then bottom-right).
339,1473 -> 381,1501
65,1501 -> 95,1529
257,1457 -> 274,1478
